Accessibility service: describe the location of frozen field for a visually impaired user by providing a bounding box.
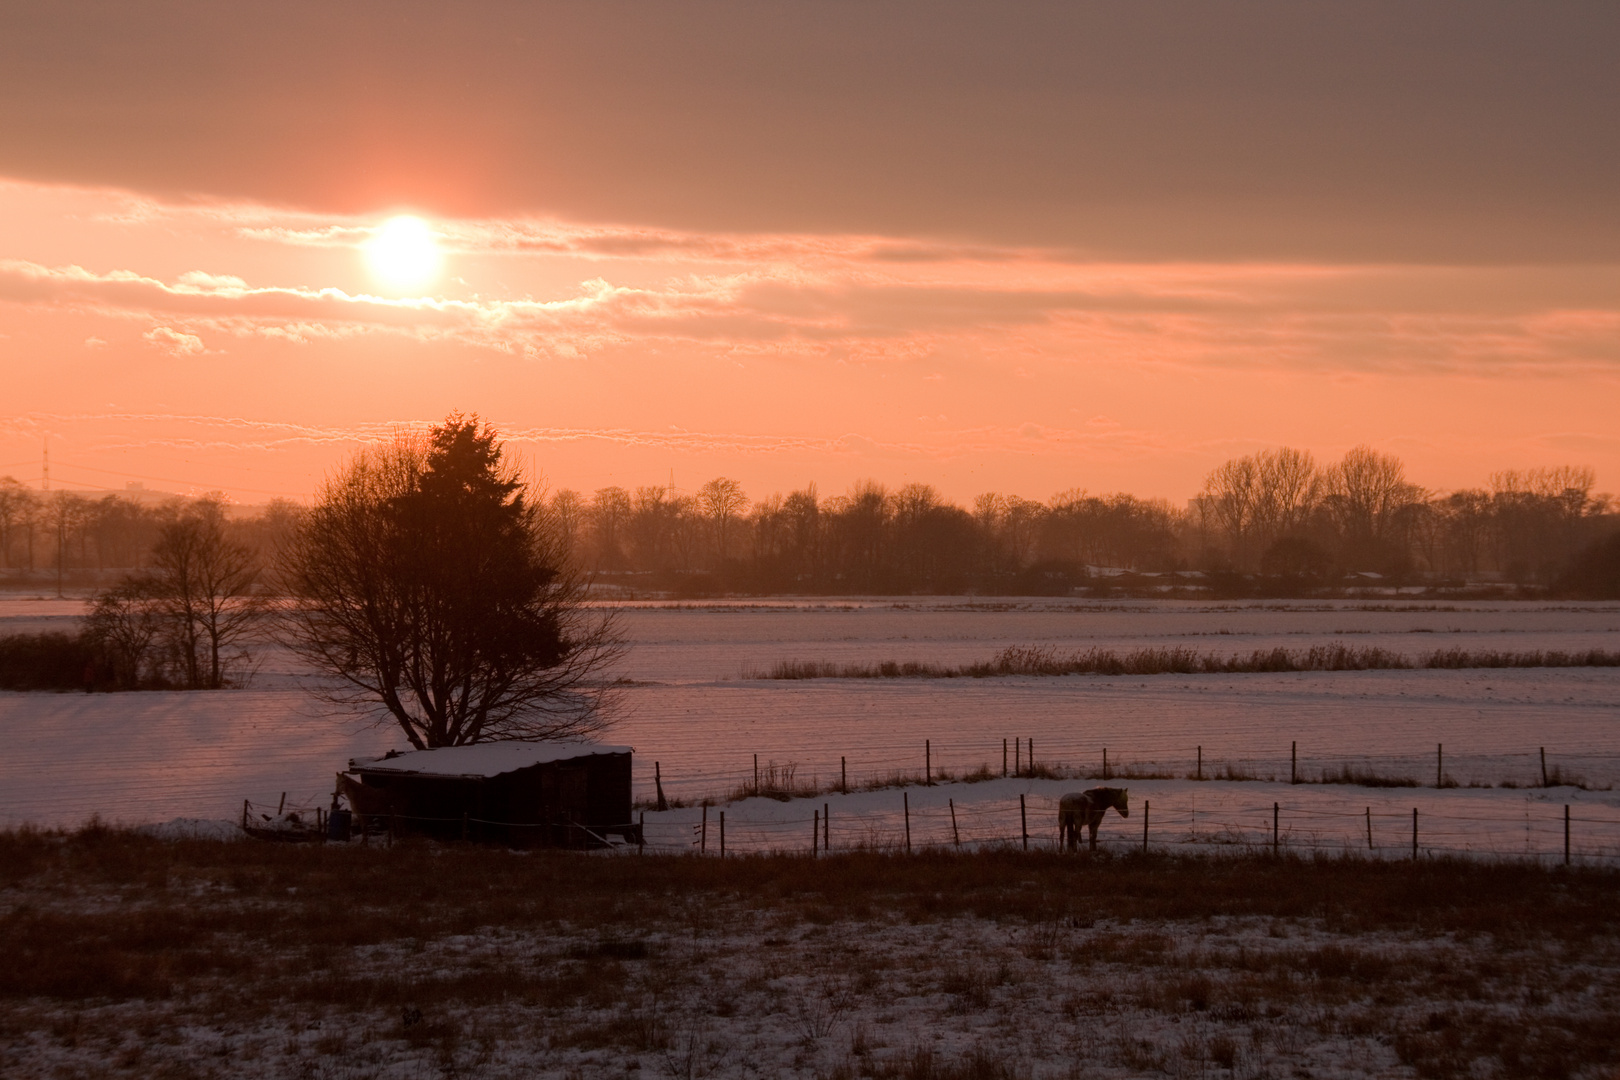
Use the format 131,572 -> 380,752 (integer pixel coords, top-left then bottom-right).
3,597 -> 1618,857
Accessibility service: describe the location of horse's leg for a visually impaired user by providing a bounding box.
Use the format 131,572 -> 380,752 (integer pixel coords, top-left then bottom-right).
1088,818 -> 1099,852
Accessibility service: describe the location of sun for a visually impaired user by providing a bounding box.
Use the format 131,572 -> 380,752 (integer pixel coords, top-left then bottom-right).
364,215 -> 442,292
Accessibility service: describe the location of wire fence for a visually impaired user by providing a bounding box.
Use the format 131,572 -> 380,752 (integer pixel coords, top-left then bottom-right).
630,792 -> 1620,866
636,737 -> 1620,807
241,789 -> 1620,868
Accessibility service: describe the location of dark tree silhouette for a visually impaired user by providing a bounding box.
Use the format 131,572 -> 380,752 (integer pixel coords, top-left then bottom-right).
149,502 -> 263,689
279,415 -> 621,748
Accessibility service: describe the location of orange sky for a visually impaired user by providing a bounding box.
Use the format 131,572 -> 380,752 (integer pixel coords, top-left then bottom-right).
1,3 -> 1616,506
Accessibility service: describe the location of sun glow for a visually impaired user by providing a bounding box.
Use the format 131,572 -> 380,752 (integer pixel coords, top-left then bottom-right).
364,215 -> 442,291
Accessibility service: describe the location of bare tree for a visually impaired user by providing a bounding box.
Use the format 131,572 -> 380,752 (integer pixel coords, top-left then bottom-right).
149,501 -> 264,689
278,416 -> 622,749
0,477 -> 34,569
698,477 -> 749,565
1200,456 -> 1262,568
82,577 -> 165,688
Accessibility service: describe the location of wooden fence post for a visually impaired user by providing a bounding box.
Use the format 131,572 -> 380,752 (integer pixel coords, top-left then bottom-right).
1565,805 -> 1571,865
813,809 -> 819,857
949,798 -> 960,847
1015,739 -> 1021,776
1103,748 -> 1109,781
655,761 -> 668,811
1142,800 -> 1150,854
719,811 -> 725,857
1412,808 -> 1418,859
1196,746 -> 1202,781
1366,807 -> 1373,850
1272,802 -> 1279,855
1291,742 -> 1297,785
925,740 -> 931,786
701,804 -> 708,853
1540,747 -> 1548,787
1020,794 -> 1028,851
754,754 -> 760,796
1003,738 -> 1008,776
1029,739 -> 1035,774
903,791 -> 911,854
824,803 -> 830,852
1437,743 -> 1443,788
841,756 -> 847,793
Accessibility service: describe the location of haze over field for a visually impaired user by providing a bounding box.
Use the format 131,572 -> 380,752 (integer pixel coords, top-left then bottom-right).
2,3 -> 1617,504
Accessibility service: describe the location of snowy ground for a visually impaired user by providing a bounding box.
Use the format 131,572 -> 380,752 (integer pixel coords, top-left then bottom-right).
3,597 -> 1618,864
3,837 -> 1616,1080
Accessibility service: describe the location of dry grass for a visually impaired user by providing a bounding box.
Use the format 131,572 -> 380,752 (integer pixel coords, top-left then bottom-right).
3,826 -> 1618,1078
752,643 -> 1620,680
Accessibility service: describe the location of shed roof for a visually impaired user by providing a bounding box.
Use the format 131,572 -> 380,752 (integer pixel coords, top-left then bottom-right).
349,740 -> 633,779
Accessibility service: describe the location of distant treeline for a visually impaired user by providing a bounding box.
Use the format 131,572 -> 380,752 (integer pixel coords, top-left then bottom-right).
0,480 -> 297,585
3,444 -> 1617,598
538,447 -> 1617,596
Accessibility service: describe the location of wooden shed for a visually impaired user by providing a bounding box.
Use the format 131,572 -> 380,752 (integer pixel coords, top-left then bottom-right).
341,741 -> 636,847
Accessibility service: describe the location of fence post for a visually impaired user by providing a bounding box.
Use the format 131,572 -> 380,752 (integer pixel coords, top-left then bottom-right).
719,811 -> 725,857
1412,808 -> 1418,859
1196,746 -> 1202,781
1142,800 -> 1150,854
1029,738 -> 1034,774
950,798 -> 960,847
1015,739 -> 1021,777
1291,742 -> 1297,785
1103,748 -> 1109,781
701,804 -> 708,853
903,791 -> 911,854
1020,793 -> 1028,851
841,756 -> 847,793
813,809 -> 819,857
655,761 -> 668,811
1540,747 -> 1548,787
754,753 -> 760,796
925,740 -> 931,786
1565,805 -> 1571,865
1272,803 -> 1279,855
824,803 -> 830,852
1003,738 -> 1008,776
1366,807 -> 1373,850
1436,743 -> 1443,788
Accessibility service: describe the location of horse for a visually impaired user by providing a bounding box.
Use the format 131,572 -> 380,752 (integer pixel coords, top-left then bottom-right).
1058,787 -> 1129,852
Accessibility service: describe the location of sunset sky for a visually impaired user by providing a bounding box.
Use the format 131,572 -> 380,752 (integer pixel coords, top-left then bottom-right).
1,2 -> 1616,506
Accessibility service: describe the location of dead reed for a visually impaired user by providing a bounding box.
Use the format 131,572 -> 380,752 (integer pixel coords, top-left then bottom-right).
752,643 -> 1620,680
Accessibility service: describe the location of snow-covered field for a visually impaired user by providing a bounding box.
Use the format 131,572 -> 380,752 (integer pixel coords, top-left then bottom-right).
3,597 -> 1618,863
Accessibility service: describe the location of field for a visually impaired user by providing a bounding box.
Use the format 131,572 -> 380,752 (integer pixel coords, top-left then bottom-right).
3,830 -> 1618,1080
3,598 -> 1619,859
3,597 -> 1620,1078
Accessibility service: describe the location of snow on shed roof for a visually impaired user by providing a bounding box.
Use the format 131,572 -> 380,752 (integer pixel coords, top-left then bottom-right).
349,740 -> 632,779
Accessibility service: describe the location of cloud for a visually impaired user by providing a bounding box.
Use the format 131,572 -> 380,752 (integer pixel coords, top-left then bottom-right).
142,326 -> 204,356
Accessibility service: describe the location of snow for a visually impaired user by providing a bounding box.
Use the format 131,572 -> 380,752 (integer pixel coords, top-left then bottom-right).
2,597 -> 1616,862
351,740 -> 633,777
632,773 -> 1620,865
